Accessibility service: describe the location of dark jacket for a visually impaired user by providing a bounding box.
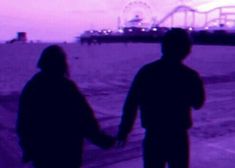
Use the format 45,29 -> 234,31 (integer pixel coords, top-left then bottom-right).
118,59 -> 205,139
16,72 -> 113,164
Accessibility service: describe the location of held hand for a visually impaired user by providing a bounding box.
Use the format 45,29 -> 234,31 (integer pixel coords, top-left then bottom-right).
115,139 -> 127,148
106,136 -> 116,149
100,134 -> 116,149
89,131 -> 116,149
115,133 -> 128,148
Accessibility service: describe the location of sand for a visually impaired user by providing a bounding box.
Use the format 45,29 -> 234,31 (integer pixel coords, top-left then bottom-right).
0,43 -> 235,167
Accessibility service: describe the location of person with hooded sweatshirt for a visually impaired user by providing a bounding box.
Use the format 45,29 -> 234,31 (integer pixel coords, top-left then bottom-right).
16,45 -> 114,168
117,28 -> 205,168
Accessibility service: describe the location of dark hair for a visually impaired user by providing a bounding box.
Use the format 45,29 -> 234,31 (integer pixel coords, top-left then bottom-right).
37,45 -> 69,77
161,28 -> 192,61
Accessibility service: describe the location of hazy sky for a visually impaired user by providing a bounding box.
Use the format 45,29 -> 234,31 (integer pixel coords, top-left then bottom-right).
1,0 -> 235,42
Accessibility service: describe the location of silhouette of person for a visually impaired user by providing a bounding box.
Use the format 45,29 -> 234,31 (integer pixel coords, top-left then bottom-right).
117,28 -> 205,168
16,45 -> 114,168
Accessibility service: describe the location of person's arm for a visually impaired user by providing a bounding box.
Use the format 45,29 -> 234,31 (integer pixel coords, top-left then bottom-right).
71,83 -> 115,149
191,73 -> 205,110
117,72 -> 141,142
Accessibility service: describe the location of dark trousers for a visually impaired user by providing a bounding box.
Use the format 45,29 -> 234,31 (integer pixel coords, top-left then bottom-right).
143,130 -> 189,168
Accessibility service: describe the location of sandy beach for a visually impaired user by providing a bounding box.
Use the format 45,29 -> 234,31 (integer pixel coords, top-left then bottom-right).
0,43 -> 235,167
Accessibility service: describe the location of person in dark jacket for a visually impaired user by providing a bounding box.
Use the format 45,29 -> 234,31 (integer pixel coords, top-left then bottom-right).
16,45 -> 114,168
117,28 -> 205,168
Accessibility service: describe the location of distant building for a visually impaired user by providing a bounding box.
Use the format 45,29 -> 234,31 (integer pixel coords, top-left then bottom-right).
17,32 -> 27,42
7,32 -> 27,43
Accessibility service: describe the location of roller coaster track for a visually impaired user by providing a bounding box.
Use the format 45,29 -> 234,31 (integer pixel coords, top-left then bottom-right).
156,5 -> 235,29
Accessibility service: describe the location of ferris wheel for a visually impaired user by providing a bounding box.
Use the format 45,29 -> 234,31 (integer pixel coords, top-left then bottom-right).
120,0 -> 154,28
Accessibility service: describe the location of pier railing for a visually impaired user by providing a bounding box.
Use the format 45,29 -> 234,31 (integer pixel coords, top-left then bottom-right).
156,5 -> 235,29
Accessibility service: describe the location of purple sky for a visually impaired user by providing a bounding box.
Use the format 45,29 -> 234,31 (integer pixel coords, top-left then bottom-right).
1,0 -> 235,42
